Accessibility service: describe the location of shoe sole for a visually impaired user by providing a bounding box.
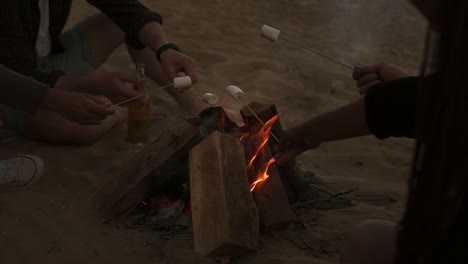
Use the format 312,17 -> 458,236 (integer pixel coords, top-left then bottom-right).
0,154 -> 44,192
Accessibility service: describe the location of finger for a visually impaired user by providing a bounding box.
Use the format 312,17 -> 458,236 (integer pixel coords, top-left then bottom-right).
354,63 -> 384,79
356,73 -> 380,88
181,59 -> 198,83
88,100 -> 116,118
117,82 -> 143,98
359,80 -> 381,95
163,62 -> 178,80
88,95 -> 112,107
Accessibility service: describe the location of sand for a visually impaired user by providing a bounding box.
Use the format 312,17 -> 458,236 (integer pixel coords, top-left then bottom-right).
0,0 -> 426,263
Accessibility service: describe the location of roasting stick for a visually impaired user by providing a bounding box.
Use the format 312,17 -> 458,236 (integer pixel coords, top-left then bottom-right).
261,25 -> 354,71
116,83 -> 172,106
240,97 -> 280,142
116,76 -> 193,106
226,85 -> 280,142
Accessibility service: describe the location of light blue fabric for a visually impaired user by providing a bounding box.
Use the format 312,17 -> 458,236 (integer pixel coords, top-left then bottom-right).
36,20 -> 101,76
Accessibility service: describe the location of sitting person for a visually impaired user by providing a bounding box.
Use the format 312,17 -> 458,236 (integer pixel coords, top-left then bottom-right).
1,64 -> 115,189
276,0 -> 468,263
0,0 -> 214,142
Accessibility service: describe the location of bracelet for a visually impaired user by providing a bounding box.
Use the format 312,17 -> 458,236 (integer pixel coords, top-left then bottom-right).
156,43 -> 181,63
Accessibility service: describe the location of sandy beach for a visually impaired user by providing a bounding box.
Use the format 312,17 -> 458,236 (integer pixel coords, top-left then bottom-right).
0,0 -> 427,263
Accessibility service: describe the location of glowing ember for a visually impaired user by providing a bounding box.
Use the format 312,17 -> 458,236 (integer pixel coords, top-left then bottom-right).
241,114 -> 280,192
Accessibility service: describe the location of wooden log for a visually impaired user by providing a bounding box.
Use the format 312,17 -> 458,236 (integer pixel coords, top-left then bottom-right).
100,107 -> 236,218
248,144 -> 296,230
190,131 -> 259,257
241,102 -> 308,203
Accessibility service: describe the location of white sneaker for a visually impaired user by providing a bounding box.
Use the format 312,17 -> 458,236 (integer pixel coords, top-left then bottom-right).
0,155 -> 44,190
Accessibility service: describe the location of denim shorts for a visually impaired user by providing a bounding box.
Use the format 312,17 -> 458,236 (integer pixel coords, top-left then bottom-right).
3,20 -> 101,131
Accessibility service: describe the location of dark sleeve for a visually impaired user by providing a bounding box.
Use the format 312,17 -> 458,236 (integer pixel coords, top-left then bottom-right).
0,64 -> 48,113
0,1 -> 64,87
364,76 -> 420,139
86,0 -> 163,50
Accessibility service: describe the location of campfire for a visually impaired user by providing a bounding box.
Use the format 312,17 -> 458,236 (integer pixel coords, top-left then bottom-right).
242,114 -> 280,192
99,102 -> 310,257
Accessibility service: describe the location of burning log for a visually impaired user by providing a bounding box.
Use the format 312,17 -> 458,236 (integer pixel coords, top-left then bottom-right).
251,145 -> 296,230
241,110 -> 296,230
241,102 -> 309,203
189,131 -> 259,256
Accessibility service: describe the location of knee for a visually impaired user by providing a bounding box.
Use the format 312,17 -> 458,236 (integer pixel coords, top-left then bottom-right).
340,220 -> 397,264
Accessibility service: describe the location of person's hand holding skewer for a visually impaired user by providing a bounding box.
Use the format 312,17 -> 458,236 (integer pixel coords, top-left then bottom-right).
353,63 -> 410,95
43,89 -> 115,125
274,122 -> 321,165
55,71 -> 144,101
159,49 -> 199,85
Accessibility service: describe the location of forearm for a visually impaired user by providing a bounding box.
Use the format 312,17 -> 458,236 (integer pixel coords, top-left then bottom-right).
165,87 -> 210,115
303,98 -> 371,145
87,0 -> 163,50
0,65 -> 49,113
139,22 -> 168,50
54,75 -> 90,93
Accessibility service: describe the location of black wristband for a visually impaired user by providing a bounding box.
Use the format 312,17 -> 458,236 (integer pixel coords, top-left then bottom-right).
156,43 -> 181,63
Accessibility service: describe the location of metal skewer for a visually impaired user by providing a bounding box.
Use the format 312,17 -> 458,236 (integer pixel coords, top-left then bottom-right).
115,83 -> 173,106
238,96 -> 280,142
279,35 -> 353,71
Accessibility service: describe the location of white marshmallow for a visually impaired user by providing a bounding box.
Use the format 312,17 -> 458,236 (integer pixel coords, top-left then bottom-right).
202,93 -> 220,105
261,25 -> 281,42
173,76 -> 192,92
226,85 -> 244,100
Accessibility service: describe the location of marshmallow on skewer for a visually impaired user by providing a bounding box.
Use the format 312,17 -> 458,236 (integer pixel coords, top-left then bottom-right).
202,93 -> 220,105
173,76 -> 192,92
226,85 -> 245,100
261,25 -> 281,42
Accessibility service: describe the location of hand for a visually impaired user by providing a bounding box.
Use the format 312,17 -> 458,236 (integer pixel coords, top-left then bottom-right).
44,89 -> 115,125
353,63 -> 409,95
56,71 -> 144,100
223,107 -> 244,126
274,122 -> 321,165
84,71 -> 144,99
160,49 -> 198,84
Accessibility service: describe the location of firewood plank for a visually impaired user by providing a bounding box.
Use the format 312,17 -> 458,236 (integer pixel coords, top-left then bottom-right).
100,118 -> 207,218
190,131 -> 259,256
250,145 -> 296,230
241,102 -> 309,203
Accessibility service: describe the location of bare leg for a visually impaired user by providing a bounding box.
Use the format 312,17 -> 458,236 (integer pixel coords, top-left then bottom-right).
80,14 -> 125,64
23,108 -> 127,144
340,220 -> 397,264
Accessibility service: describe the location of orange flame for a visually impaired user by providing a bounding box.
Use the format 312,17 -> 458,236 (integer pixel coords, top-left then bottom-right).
247,115 -> 279,168
240,133 -> 250,141
250,157 -> 276,191
243,114 -> 280,192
